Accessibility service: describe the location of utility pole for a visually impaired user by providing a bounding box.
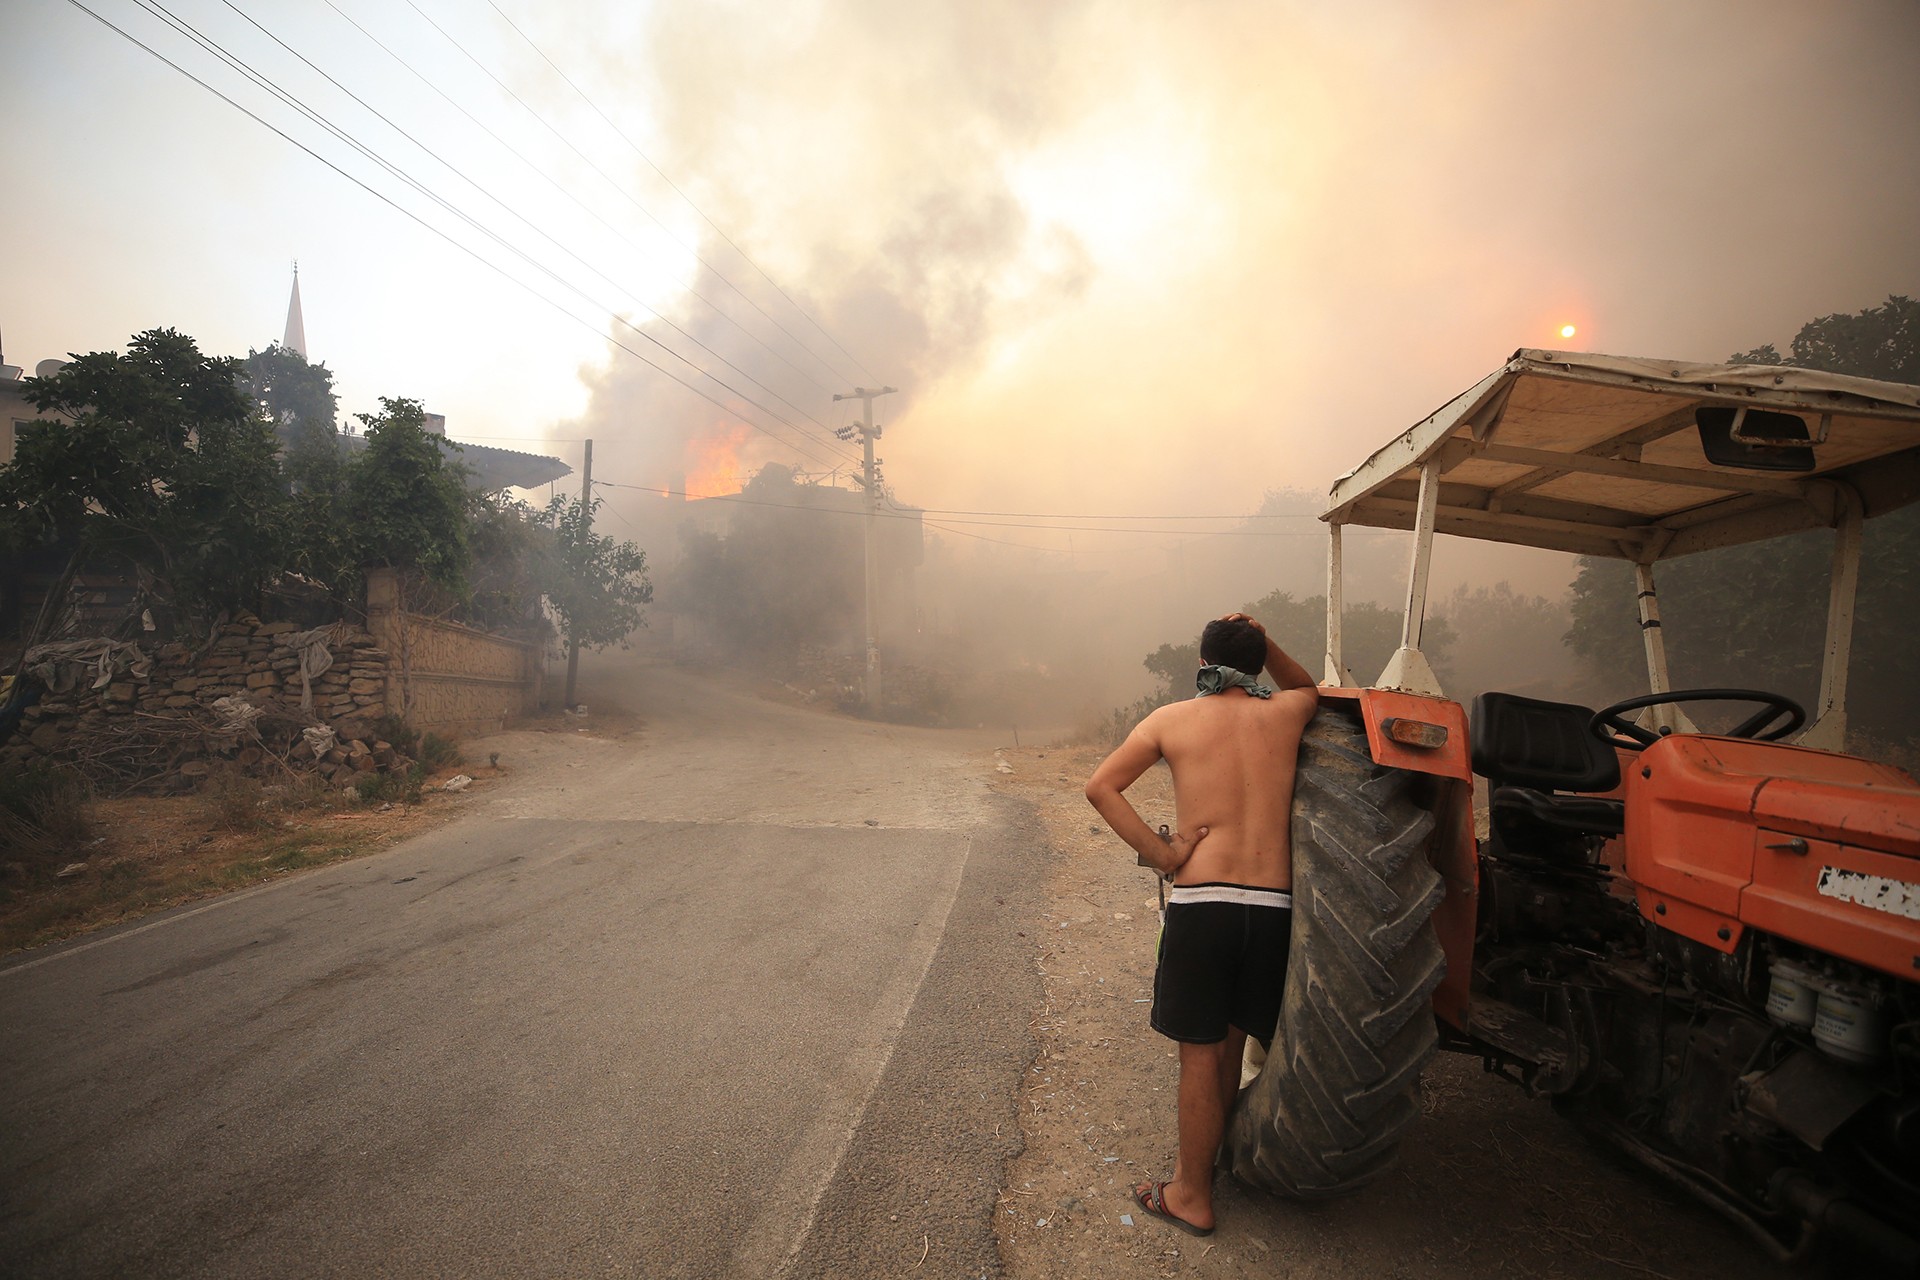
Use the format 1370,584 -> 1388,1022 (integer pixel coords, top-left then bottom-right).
832,386 -> 896,711
564,437 -> 592,709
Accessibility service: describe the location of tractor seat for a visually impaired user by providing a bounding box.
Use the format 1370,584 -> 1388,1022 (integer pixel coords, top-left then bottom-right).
1471,693 -> 1624,840
1488,786 -> 1624,837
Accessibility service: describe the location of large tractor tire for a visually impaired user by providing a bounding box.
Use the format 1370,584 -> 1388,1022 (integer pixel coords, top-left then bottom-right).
1225,707 -> 1446,1198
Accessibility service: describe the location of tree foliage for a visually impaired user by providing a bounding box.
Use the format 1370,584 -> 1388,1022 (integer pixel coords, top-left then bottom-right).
0,329 -> 648,653
1137,589 -> 1455,703
239,342 -> 338,491
1433,582 -> 1573,704
342,398 -> 472,591
1569,296 -> 1920,743
1,328 -> 288,628
538,495 -> 652,651
1730,295 -> 1916,384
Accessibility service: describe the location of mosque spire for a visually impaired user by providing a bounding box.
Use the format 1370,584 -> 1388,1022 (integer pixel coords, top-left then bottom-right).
282,261 -> 307,358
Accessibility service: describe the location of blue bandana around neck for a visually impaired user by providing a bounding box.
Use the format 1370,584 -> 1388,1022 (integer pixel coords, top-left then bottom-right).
1194,664 -> 1272,699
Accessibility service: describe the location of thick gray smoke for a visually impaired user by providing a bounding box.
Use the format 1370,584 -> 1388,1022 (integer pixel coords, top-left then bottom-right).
535,0 -> 1918,729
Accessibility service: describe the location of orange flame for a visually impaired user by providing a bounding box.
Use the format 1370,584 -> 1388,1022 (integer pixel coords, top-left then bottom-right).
684,425 -> 750,498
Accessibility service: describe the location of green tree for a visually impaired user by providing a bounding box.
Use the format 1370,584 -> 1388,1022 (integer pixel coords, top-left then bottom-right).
539,495 -> 652,650
1570,296 -> 1920,743
0,328 -> 287,632
1732,295 -> 1916,384
1432,582 -> 1574,705
342,398 -> 472,593
538,494 -> 652,706
1134,589 -> 1453,705
461,493 -> 552,634
239,343 -> 339,491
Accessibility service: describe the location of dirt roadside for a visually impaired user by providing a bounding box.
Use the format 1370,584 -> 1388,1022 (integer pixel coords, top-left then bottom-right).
987,743 -> 1794,1280
0,707 -> 639,955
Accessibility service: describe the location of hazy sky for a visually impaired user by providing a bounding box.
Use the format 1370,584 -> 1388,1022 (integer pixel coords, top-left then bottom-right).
4,0 -> 1917,598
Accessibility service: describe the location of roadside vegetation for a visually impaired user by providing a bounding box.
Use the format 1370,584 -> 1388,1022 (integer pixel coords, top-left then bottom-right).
0,745 -> 497,955
0,328 -> 652,661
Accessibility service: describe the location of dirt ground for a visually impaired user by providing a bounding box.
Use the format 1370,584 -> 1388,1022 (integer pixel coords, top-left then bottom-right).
987,743 -> 1797,1280
0,706 -> 638,955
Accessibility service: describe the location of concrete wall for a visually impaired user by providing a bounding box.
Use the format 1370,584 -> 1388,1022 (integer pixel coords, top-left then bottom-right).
364,568 -> 546,736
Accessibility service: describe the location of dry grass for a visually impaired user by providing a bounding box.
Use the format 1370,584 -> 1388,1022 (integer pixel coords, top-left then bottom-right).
0,770 -> 490,957
203,767 -> 271,833
0,765 -> 95,865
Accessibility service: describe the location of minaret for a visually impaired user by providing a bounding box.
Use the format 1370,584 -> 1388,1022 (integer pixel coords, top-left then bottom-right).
283,262 -> 307,358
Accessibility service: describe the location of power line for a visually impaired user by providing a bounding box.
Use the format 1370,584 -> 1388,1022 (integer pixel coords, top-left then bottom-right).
320,0 -> 853,409
112,0 -> 858,472
195,0 -> 858,469
593,480 -> 1322,536
889,501 -> 1322,521
71,0 -> 857,475
397,0 -> 864,396
221,0 -> 854,452
482,0 -> 880,387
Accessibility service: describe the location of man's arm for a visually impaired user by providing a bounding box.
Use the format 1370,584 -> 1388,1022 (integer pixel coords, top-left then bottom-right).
1223,612 -> 1316,691
1084,714 -> 1207,877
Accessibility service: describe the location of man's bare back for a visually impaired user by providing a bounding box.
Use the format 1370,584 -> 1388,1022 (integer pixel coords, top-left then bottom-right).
1084,614 -> 1319,889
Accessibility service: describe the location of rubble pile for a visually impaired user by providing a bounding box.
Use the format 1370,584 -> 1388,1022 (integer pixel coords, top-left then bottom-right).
2,618 -> 412,793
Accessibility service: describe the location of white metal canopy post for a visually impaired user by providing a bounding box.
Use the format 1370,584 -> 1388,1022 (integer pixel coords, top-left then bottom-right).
1376,460 -> 1444,695
1630,561 -> 1693,734
1324,523 -> 1353,686
1800,486 -> 1865,750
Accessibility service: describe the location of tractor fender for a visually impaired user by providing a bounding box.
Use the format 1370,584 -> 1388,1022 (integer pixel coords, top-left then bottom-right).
1318,686 -> 1472,781
1319,687 -> 1478,1027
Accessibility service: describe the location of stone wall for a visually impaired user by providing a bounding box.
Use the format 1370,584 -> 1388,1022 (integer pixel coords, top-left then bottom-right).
3,576 -> 548,788
2,620 -> 397,791
365,568 -> 545,736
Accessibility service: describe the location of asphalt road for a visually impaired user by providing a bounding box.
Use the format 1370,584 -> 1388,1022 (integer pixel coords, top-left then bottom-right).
1,660 -> 1046,1278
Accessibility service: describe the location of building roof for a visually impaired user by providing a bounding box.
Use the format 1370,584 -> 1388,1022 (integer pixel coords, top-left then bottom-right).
327,431 -> 570,492
433,437 -> 572,491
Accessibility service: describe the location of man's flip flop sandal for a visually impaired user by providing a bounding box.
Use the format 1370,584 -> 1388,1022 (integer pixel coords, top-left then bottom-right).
1132,1180 -> 1215,1237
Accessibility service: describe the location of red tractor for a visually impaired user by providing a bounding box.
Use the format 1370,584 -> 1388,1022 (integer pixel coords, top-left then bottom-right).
1225,350 -> 1920,1271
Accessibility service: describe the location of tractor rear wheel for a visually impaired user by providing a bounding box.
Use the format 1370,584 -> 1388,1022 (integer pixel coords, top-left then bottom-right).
1225,707 -> 1446,1198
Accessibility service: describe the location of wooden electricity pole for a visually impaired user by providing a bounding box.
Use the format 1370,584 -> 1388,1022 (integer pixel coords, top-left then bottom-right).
563,437 -> 592,709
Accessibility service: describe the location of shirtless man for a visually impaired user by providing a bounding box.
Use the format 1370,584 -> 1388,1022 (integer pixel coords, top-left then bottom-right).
1083,612 -> 1319,1237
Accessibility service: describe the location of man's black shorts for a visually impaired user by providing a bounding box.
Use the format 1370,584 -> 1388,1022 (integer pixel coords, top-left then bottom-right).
1150,882 -> 1293,1045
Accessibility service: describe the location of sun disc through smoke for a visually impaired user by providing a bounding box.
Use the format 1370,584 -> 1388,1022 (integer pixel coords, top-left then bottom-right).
1559,324 -> 1577,339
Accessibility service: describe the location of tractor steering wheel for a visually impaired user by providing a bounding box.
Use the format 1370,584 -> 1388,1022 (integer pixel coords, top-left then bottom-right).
1589,688 -> 1807,749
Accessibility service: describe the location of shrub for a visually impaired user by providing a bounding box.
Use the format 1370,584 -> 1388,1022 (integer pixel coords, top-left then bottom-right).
353,762 -> 427,807
419,732 -> 463,770
373,715 -> 420,760
0,765 -> 94,862
204,768 -> 269,832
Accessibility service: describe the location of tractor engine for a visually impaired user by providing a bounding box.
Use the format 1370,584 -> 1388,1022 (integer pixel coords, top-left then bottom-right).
1459,692 -> 1920,1266
1472,823 -> 1920,1267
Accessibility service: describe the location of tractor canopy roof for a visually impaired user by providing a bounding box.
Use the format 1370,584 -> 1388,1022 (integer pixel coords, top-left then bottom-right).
1323,350 -> 1920,561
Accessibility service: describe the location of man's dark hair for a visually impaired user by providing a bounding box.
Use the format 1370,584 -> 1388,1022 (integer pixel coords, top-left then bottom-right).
1200,618 -> 1266,676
